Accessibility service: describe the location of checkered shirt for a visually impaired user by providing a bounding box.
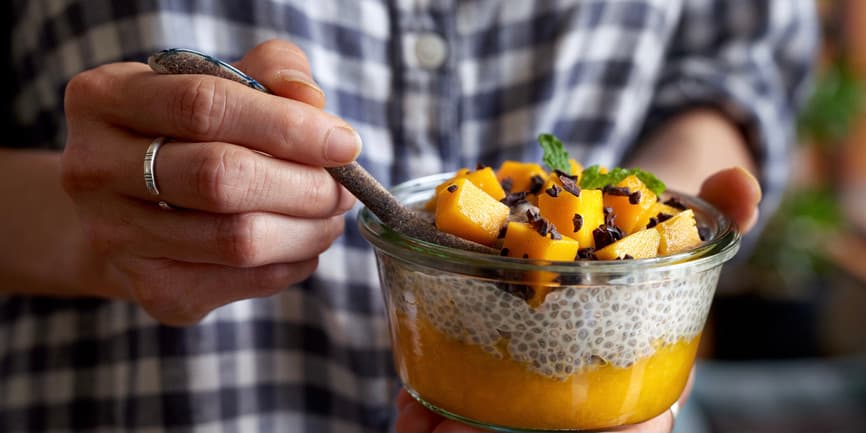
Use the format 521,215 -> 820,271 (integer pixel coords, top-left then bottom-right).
0,1 -> 817,432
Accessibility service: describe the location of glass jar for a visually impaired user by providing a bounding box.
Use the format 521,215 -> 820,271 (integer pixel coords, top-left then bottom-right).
359,173 -> 740,432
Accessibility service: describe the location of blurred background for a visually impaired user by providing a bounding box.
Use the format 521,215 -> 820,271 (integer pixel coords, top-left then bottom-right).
679,1 -> 866,432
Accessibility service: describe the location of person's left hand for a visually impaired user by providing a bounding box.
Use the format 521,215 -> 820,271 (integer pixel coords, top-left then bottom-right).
698,166 -> 763,234
394,375 -> 691,433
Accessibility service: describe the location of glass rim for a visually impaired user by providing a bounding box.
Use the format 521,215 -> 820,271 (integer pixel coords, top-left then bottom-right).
358,172 -> 742,276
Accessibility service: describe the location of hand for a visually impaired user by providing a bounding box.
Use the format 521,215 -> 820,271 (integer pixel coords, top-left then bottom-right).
60,39 -> 359,325
395,368 -> 694,432
698,166 -> 763,234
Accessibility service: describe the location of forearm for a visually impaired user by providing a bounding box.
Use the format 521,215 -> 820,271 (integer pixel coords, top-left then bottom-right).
627,109 -> 758,195
0,148 -> 121,298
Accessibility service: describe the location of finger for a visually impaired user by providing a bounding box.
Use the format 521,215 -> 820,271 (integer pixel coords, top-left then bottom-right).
612,411 -> 674,433
120,257 -> 317,326
154,139 -> 357,216
65,62 -> 362,166
605,409 -> 674,433
679,367 -> 695,407
699,166 -> 762,233
85,126 -> 355,216
100,200 -> 345,267
234,39 -> 326,109
395,398 -> 443,433
396,388 -> 416,412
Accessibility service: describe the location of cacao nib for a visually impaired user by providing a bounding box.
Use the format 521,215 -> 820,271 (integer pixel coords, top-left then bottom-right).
501,191 -> 528,207
603,185 -> 631,196
530,216 -> 551,237
559,174 -> 581,197
646,216 -> 659,229
593,224 -> 624,249
572,213 -> 584,232
529,175 -> 545,194
545,184 -> 562,197
664,197 -> 688,211
576,248 -> 597,260
604,207 -> 615,226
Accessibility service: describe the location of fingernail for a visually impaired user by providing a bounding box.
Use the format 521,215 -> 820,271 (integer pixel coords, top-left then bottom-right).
276,69 -> 325,98
324,126 -> 363,164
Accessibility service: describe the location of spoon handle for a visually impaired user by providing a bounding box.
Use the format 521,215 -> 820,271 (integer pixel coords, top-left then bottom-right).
147,48 -> 497,254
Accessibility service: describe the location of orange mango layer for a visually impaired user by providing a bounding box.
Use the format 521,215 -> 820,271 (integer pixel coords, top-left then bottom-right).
395,314 -> 699,431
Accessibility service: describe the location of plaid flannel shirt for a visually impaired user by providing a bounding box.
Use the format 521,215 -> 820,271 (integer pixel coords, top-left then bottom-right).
0,1 -> 817,432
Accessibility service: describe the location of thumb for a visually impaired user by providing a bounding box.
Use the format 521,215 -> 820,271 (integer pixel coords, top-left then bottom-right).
235,39 -> 326,109
699,167 -> 762,233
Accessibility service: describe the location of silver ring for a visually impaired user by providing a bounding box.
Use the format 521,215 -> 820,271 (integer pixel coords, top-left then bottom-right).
158,200 -> 175,211
144,136 -> 168,195
670,400 -> 680,426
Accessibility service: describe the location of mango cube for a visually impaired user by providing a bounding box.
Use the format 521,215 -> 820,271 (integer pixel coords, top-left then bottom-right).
538,177 -> 603,248
501,221 -> 581,261
603,174 -> 657,235
501,221 -> 580,306
655,209 -> 702,255
435,178 -> 509,246
496,161 -> 547,193
594,227 -> 661,260
634,201 -> 684,232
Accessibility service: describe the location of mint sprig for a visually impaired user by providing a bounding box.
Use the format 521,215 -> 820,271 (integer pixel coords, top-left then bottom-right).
536,133 -> 666,195
538,133 -> 572,174
579,165 -> 666,196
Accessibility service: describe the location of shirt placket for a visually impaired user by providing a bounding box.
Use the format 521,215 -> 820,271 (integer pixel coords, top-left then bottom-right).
391,0 -> 461,182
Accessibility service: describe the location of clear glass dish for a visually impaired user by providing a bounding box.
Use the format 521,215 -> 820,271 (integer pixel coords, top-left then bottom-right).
359,173 -> 741,432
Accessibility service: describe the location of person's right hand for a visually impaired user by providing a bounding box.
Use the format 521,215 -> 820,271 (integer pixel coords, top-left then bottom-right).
60,39 -> 360,325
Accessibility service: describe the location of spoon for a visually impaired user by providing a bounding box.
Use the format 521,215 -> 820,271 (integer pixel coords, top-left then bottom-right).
147,48 -> 497,254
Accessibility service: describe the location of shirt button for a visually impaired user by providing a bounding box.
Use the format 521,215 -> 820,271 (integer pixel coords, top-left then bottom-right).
415,33 -> 448,69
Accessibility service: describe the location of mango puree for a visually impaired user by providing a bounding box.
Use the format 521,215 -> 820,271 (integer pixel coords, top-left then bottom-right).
394,314 -> 699,431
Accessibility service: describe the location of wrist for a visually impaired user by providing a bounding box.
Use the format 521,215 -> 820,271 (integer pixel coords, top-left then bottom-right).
629,108 -> 758,194
0,149 -> 127,299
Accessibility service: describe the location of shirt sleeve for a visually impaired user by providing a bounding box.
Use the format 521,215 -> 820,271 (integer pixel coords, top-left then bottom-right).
637,0 -> 820,214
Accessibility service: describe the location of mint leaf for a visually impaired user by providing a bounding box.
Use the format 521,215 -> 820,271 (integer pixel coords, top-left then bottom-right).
579,165 -> 603,188
633,169 -> 666,196
538,133 -> 572,174
579,165 -> 627,189
579,165 -> 666,196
